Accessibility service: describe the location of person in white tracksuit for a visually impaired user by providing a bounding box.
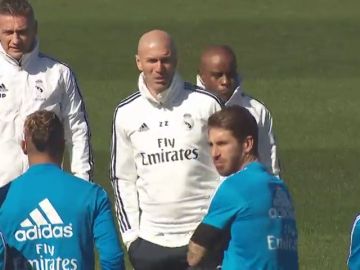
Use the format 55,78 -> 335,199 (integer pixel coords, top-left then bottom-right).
0,0 -> 93,187
110,29 -> 223,270
196,45 -> 280,177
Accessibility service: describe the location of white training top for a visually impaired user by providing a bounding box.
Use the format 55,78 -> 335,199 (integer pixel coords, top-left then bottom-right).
0,40 -> 93,186
197,75 -> 280,176
111,72 -> 222,248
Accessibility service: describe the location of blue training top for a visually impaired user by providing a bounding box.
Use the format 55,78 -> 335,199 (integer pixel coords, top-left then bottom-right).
203,161 -> 298,270
0,163 -> 124,270
348,214 -> 360,270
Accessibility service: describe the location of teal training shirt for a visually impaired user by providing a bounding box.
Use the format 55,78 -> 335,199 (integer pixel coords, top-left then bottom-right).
0,163 -> 124,270
203,162 -> 298,270
348,215 -> 360,270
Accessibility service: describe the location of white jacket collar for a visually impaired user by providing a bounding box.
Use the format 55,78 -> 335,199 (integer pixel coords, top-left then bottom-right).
226,85 -> 243,105
196,74 -> 243,105
138,72 -> 183,107
0,39 -> 39,67
196,74 -> 206,89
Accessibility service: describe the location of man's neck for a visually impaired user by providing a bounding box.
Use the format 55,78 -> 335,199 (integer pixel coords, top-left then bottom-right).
148,87 -> 166,99
239,155 -> 257,171
28,154 -> 61,167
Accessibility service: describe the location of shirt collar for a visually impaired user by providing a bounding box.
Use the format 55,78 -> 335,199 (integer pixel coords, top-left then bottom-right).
0,38 -> 39,67
138,72 -> 183,107
196,74 -> 243,104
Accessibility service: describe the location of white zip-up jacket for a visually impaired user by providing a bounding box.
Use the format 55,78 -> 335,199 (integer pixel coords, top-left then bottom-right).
111,73 -> 222,248
197,75 -> 280,176
0,41 -> 93,186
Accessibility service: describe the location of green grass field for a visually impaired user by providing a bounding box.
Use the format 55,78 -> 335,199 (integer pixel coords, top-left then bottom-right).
31,0 -> 360,268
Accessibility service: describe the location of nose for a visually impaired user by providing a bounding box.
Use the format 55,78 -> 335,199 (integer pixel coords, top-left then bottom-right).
220,75 -> 231,86
211,145 -> 220,159
155,60 -> 164,73
11,32 -> 21,45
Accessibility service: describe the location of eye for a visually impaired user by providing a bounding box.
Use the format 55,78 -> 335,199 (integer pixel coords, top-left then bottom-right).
217,140 -> 228,146
160,57 -> 172,64
211,72 -> 223,79
3,30 -> 14,35
147,58 -> 158,63
18,29 -> 29,35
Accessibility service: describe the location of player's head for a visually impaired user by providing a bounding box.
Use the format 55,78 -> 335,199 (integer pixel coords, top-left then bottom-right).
199,45 -> 238,102
136,29 -> 177,95
22,110 -> 65,165
0,0 -> 37,61
208,105 -> 258,176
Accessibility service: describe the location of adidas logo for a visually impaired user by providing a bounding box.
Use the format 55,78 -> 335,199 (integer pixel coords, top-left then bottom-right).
15,198 -> 73,242
138,123 -> 149,132
0,83 -> 8,98
0,83 -> 8,92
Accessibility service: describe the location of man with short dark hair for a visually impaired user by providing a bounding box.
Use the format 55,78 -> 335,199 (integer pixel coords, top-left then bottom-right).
0,110 -> 124,270
111,29 -> 223,269
197,45 -> 280,176
187,106 -> 298,269
0,0 -> 93,186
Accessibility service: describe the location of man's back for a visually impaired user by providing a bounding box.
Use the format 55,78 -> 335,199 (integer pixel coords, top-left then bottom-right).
0,163 -> 123,270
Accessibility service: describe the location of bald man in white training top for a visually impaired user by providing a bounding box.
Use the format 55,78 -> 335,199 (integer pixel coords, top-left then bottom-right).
110,30 -> 223,270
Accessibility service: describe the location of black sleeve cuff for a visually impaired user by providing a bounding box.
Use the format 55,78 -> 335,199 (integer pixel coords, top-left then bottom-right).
191,223 -> 223,250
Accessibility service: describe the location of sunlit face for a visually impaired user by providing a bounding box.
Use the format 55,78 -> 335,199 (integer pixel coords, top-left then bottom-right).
200,53 -> 237,102
208,127 -> 244,177
136,42 -> 177,94
0,14 -> 37,60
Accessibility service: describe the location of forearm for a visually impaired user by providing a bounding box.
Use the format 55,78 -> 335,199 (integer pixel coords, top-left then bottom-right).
111,176 -> 140,248
188,223 -> 223,266
187,240 -> 207,266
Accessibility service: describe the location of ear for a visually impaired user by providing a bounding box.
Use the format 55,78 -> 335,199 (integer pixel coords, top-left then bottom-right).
135,54 -> 143,71
21,140 -> 28,155
242,135 -> 254,154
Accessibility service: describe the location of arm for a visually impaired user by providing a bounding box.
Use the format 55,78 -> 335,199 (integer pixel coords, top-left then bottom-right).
188,181 -> 243,267
188,240 -> 207,266
110,108 -> 140,249
93,188 -> 125,270
260,109 -> 280,177
61,68 -> 94,180
188,223 -> 223,266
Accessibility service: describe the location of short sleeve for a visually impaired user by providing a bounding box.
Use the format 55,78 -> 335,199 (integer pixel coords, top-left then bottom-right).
203,179 -> 247,229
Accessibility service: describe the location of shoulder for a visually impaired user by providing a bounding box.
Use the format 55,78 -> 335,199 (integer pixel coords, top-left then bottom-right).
241,92 -> 271,113
62,173 -> 109,200
352,215 -> 360,232
236,92 -> 274,123
112,91 -> 142,128
183,82 -> 223,106
223,166 -> 264,189
114,91 -> 141,113
37,53 -> 76,77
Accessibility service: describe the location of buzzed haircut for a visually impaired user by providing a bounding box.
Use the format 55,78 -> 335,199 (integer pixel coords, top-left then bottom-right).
0,0 -> 35,19
208,105 -> 258,156
200,45 -> 237,64
24,110 -> 64,156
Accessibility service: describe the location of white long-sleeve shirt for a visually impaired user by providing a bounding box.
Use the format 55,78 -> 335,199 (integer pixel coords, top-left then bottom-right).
110,73 -> 222,248
197,75 -> 280,176
0,41 -> 93,186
